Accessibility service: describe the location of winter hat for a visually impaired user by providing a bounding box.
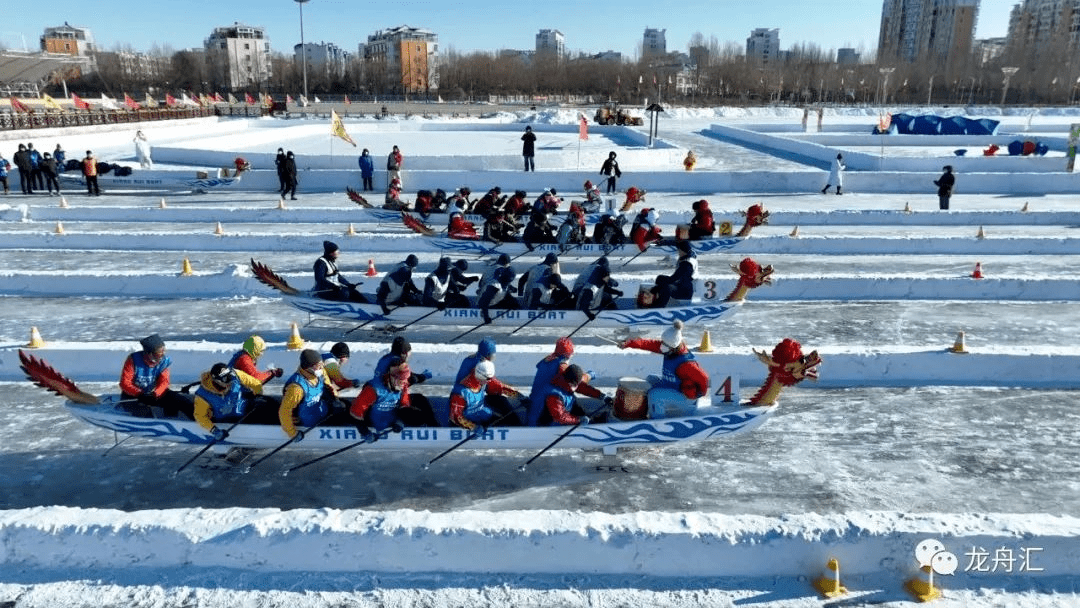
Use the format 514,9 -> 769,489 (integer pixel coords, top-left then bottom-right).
323,240 -> 340,255
496,253 -> 511,266
554,337 -> 574,357
140,334 -> 165,353
330,342 -> 350,360
300,349 -> 322,370
563,364 -> 585,385
405,254 -> 419,268
453,259 -> 469,272
661,320 -> 684,351
477,338 -> 497,359
584,180 -> 593,190
596,256 -> 610,269
474,359 -> 495,381
242,335 -> 265,358
391,336 -> 412,357
544,253 -> 559,265
438,256 -> 451,270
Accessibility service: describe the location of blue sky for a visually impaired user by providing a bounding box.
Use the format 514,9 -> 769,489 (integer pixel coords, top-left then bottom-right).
5,0 -> 1016,58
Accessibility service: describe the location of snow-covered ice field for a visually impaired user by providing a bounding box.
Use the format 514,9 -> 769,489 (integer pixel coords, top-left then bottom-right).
0,106 -> 1078,607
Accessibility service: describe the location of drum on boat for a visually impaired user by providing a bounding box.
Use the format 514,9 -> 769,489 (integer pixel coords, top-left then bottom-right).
613,377 -> 651,420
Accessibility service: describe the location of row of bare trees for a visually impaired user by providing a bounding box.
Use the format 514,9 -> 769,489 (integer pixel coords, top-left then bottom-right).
47,38 -> 1080,107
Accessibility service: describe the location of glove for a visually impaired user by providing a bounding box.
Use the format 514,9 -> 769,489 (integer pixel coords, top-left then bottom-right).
381,304 -> 392,315
437,301 -> 446,311
293,429 -> 305,442
421,369 -> 433,381
578,416 -> 591,425
391,420 -> 405,434
585,370 -> 595,381
604,396 -> 615,408
483,313 -> 493,324
352,379 -> 362,388
211,427 -> 228,441
272,367 -> 284,378
471,424 -> 488,437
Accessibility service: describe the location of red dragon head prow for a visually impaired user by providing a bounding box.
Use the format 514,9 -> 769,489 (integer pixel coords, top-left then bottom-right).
724,257 -> 774,302
736,203 -> 770,237
746,338 -> 822,406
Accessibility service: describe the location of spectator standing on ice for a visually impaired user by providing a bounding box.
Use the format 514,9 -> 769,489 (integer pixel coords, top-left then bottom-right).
358,148 -> 375,191
934,165 -> 955,210
282,151 -> 298,200
521,125 -> 536,172
13,144 -> 32,194
82,150 -> 100,196
133,130 -> 153,169
0,152 -> 10,194
821,153 -> 844,194
600,151 -> 621,194
40,152 -> 60,195
53,144 -> 66,171
387,145 -> 403,188
274,148 -> 287,194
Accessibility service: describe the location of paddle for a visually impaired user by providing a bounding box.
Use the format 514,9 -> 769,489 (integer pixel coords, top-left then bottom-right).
173,407 -> 258,476
345,306 -> 399,335
281,427 -> 389,476
510,294 -> 570,335
241,413 -> 333,474
448,307 -> 512,343
620,242 -> 652,267
421,402 -> 526,470
517,402 -> 611,472
387,307 -> 442,332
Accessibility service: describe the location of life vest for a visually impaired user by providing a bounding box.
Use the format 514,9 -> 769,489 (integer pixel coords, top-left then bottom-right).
194,378 -> 246,420
379,263 -> 413,303
129,352 -> 171,393
450,382 -> 495,425
521,263 -> 552,308
426,269 -> 451,302
536,381 -> 576,426
316,256 -> 341,286
284,371 -> 327,427
363,376 -> 405,431
661,350 -> 696,390
527,356 -> 568,425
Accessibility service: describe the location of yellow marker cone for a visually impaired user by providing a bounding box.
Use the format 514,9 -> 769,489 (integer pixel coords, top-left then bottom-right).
812,557 -> 848,598
789,226 -> 799,238
181,258 -> 194,276
1021,201 -> 1029,212
59,196 -> 69,209
286,322 -> 305,350
903,202 -> 912,213
54,221 -> 65,235
214,222 -> 224,236
905,564 -> 942,603
949,331 -> 968,354
346,223 -> 357,236
698,330 -> 714,353
976,226 -> 985,240
278,197 -> 287,210
25,326 -> 46,348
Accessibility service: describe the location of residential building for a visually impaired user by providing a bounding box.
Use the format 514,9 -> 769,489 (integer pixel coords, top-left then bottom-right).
878,0 -> 979,65
97,50 -> 170,82
39,22 -> 97,73
361,25 -> 439,93
974,36 -> 1007,63
643,28 -> 667,59
536,29 -> 565,58
204,23 -> 272,90
295,42 -> 351,80
746,28 -> 780,65
837,47 -> 862,64
1006,0 -> 1080,58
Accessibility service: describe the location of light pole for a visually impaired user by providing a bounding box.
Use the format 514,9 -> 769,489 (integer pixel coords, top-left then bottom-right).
1001,67 -> 1019,105
295,0 -> 310,102
878,67 -> 894,105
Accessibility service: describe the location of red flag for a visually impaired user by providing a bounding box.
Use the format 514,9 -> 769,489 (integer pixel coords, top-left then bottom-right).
9,97 -> 32,113
344,94 -> 351,105
123,93 -> 140,110
244,93 -> 256,105
579,115 -> 589,140
71,93 -> 90,110
213,92 -> 224,102
165,93 -> 177,107
286,94 -> 295,104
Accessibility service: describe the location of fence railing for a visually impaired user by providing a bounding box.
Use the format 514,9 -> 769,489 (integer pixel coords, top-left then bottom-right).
0,106 -> 254,131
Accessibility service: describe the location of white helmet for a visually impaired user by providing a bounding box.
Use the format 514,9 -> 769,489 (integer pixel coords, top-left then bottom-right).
474,359 -> 495,381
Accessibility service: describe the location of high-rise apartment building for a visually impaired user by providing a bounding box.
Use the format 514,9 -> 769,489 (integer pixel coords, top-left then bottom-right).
361,26 -> 439,93
536,29 -> 565,58
878,0 -> 979,65
204,23 -> 272,90
1006,0 -> 1080,58
746,28 -> 781,65
295,42 -> 351,80
643,28 -> 667,58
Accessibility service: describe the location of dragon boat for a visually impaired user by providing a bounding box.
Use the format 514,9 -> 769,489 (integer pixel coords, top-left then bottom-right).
249,258 -> 773,330
18,338 -> 820,457
60,168 -> 243,193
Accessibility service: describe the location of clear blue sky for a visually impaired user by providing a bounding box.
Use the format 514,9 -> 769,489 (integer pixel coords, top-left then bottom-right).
4,0 -> 1016,58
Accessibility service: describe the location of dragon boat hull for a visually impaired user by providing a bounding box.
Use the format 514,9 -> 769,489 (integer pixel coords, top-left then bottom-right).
60,171 -> 243,193
411,235 -> 746,258
283,293 -> 742,329
66,395 -> 774,454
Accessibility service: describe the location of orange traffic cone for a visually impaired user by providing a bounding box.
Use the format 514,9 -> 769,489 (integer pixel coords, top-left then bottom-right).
181,258 -> 194,276
949,331 -> 968,354
905,564 -> 942,602
346,223 -> 357,236
286,322 -> 305,350
971,262 -> 983,279
214,222 -> 224,236
366,259 -> 378,277
812,557 -> 848,598
54,221 -> 65,234
25,326 -> 46,348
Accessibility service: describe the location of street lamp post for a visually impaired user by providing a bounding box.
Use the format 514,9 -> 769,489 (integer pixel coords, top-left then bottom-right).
295,0 -> 311,102
878,67 -> 894,105
1001,67 -> 1019,106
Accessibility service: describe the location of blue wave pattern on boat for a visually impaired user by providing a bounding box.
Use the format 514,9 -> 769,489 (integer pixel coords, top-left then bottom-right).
291,298 -> 386,321
603,303 -> 739,326
571,410 -> 767,446
186,178 -> 239,189
93,415 -> 211,444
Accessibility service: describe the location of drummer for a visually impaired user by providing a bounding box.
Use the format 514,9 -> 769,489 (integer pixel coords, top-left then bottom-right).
525,337 -> 610,426
617,320 -> 710,418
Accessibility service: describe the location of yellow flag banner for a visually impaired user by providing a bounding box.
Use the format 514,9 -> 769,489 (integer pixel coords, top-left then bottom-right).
42,94 -> 63,111
331,109 -> 357,146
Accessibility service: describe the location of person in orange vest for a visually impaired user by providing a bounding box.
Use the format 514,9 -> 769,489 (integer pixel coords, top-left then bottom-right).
683,150 -> 697,171
82,150 -> 100,196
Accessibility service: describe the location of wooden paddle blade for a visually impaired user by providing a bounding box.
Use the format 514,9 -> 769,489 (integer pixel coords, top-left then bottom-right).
346,187 -> 373,208
250,258 -> 301,296
401,212 -> 436,236
18,349 -> 100,404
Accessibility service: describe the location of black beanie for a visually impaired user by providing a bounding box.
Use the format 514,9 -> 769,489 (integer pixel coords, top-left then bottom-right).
300,349 -> 322,369
323,241 -> 339,255
391,336 -> 412,357
331,342 -> 350,359
140,334 -> 165,353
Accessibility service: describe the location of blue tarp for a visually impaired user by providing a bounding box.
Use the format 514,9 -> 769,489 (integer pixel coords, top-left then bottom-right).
879,113 -> 1000,136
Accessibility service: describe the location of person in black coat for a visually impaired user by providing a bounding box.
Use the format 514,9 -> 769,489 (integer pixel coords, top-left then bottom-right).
599,151 -> 621,194
934,165 -> 955,210
521,126 -> 536,172
274,148 -> 287,194
282,151 -> 298,200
